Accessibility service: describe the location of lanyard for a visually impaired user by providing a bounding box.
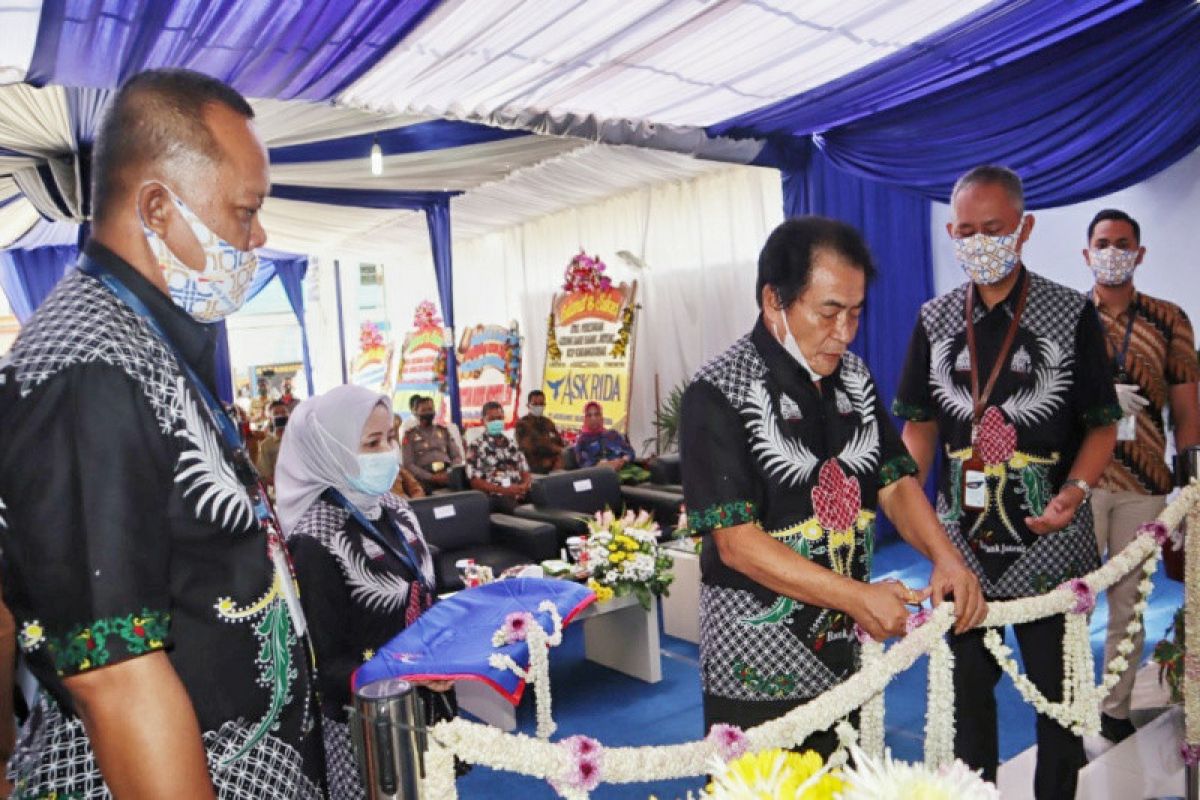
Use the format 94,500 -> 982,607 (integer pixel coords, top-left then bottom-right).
1112,303 -> 1138,378
77,255 -> 267,513
321,488 -> 434,593
965,272 -> 1030,440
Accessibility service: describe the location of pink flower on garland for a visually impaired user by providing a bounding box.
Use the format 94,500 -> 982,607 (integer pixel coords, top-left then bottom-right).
1182,742 -> 1200,767
1138,520 -> 1171,547
552,735 -> 604,795
562,249 -> 613,294
853,623 -> 873,644
499,612 -> 534,645
1061,578 -> 1095,615
905,607 -> 933,634
706,723 -> 749,761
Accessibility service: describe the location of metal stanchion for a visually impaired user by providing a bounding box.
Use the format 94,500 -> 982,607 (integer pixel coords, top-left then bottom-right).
1188,764 -> 1199,800
350,678 -> 427,799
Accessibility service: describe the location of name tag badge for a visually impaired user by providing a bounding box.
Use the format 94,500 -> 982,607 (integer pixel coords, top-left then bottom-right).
1117,414 -> 1137,442
963,457 -> 987,512
433,505 -> 456,520
573,478 -> 593,492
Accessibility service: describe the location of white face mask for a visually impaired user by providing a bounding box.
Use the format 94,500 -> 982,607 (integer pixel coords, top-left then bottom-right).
141,185 -> 259,322
954,219 -> 1025,285
348,448 -> 401,497
529,405 -> 545,417
1088,246 -> 1139,286
774,312 -> 822,382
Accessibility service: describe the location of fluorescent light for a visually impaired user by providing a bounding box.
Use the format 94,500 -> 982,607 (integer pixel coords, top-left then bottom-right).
370,139 -> 383,176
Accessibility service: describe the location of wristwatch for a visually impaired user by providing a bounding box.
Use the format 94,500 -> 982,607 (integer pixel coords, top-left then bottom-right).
1064,478 -> 1092,503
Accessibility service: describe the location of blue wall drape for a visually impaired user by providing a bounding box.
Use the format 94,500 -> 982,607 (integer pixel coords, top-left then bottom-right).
28,0 -> 445,101
426,198 -> 462,426
270,254 -> 315,397
0,245 -> 75,323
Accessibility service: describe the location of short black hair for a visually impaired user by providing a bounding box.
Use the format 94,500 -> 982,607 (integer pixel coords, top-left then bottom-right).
528,390 -> 545,402
415,396 -> 434,411
950,165 -> 1024,213
1087,209 -> 1141,244
482,401 -> 503,416
408,395 -> 422,410
756,216 -> 876,310
91,68 -> 255,223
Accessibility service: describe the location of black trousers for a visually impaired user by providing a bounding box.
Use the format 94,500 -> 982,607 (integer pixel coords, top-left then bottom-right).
951,615 -> 1085,800
703,694 -> 855,759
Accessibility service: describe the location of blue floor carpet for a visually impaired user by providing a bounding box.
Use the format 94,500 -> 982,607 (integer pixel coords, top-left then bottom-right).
453,537 -> 1184,798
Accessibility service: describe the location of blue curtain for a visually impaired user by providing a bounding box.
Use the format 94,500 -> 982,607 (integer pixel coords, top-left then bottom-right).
270,254 -> 315,397
713,0 -> 1200,208
0,245 -> 75,323
28,0 -> 445,101
426,198 -> 462,426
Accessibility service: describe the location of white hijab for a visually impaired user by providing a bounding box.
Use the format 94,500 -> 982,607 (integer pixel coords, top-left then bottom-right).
276,384 -> 393,534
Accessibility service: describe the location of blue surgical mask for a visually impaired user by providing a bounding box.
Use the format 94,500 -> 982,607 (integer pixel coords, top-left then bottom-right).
486,419 -> 505,436
348,449 -> 400,496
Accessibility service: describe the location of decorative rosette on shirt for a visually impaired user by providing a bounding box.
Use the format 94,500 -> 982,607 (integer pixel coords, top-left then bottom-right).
948,406 -> 1058,539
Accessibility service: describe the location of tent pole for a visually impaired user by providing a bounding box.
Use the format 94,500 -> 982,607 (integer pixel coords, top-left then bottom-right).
334,259 -> 349,384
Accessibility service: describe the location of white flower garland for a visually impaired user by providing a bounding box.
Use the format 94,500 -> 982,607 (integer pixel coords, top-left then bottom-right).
412,484 -> 1200,797
925,634 -> 955,768
858,639 -> 886,758
487,600 -> 564,740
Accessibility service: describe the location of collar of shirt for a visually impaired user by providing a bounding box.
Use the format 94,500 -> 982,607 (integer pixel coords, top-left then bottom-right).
972,264 -> 1029,323
750,314 -> 841,401
83,239 -> 221,393
1094,288 -> 1141,325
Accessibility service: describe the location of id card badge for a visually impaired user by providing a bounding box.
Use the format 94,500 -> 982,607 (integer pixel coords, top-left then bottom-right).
1117,413 -> 1137,442
271,541 -> 308,638
962,456 -> 987,512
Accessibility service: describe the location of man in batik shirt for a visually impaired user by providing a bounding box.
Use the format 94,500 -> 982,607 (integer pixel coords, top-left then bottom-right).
681,217 -> 985,757
468,401 -> 533,512
895,166 -> 1119,798
515,389 -> 565,473
0,70 -> 321,796
1081,208 -> 1200,743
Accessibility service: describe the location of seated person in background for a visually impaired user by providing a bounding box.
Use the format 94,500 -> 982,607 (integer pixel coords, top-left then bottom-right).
276,385 -> 453,799
574,401 -> 650,483
399,393 -> 423,440
403,395 -> 465,493
254,399 -> 290,491
391,413 -> 427,499
516,389 -> 565,473
467,401 -> 533,513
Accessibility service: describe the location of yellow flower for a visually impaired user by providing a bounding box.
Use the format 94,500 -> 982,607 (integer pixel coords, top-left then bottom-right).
363,649 -> 376,662
1009,452 -> 1029,469
587,579 -> 614,603
610,552 -> 625,563
711,749 -> 843,799
800,518 -> 824,541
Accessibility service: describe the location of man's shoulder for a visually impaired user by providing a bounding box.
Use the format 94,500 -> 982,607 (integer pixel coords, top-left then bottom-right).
1025,270 -> 1087,310
918,284 -> 968,341
1136,291 -> 1193,329
689,333 -> 764,407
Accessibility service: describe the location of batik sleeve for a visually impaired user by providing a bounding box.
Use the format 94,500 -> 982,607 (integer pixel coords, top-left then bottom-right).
0,364 -> 174,677
873,389 -> 919,488
680,379 -> 761,533
1074,301 -> 1123,428
1166,305 -> 1200,386
892,319 -> 935,422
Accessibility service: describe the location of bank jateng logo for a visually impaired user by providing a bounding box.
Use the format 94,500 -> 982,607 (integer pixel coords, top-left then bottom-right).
547,372 -> 623,404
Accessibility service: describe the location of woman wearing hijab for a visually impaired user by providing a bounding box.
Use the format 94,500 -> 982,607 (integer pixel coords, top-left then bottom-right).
276,384 -> 452,798
573,401 -> 649,482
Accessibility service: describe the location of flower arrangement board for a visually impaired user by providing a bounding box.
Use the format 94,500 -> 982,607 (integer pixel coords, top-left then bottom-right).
349,319 -> 393,392
542,250 -> 639,434
456,322 -> 522,429
392,300 -> 452,424
353,578 -> 594,705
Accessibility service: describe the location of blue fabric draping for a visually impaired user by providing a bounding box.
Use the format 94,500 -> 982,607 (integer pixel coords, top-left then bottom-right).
426,198 -> 462,426
0,244 -> 74,323
266,251 -> 315,397
715,0 -> 1200,208
269,120 -> 527,165
269,185 -> 455,210
27,0 -> 444,101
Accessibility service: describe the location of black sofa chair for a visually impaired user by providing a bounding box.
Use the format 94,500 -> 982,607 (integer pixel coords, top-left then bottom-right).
512,467 -> 683,544
648,453 -> 682,493
408,490 -> 559,592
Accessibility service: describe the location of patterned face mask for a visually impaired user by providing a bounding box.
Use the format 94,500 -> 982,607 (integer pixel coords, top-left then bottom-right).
1088,246 -> 1139,286
141,185 -> 259,322
954,221 -> 1025,285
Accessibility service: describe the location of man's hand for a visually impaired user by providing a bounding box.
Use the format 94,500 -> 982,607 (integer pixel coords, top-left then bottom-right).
850,581 -> 931,641
1025,486 -> 1084,535
929,555 -> 987,633
429,472 -> 450,486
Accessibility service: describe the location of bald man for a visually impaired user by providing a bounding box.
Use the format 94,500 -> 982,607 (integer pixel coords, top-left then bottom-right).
0,70 -> 321,796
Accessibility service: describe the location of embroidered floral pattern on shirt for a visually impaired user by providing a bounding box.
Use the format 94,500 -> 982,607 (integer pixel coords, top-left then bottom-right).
18,620 -> 45,653
688,500 -> 758,533
45,609 -> 170,674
